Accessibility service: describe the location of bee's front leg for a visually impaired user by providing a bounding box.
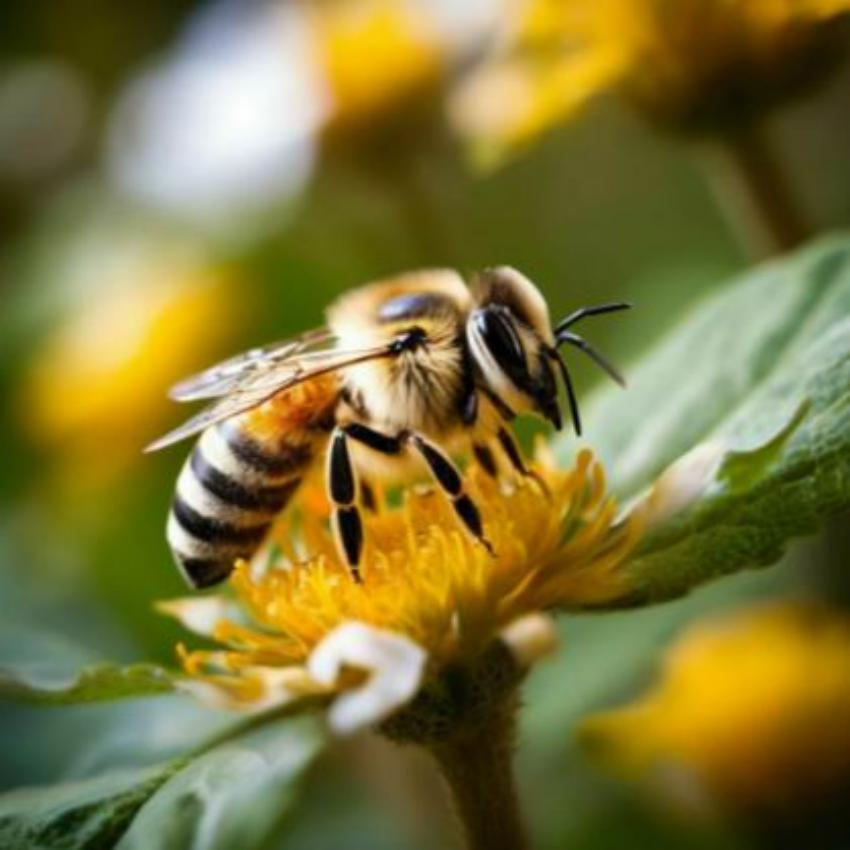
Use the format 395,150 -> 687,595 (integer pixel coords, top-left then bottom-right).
496,426 -> 551,497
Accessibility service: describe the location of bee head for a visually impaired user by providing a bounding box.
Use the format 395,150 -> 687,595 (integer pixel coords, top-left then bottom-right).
468,267 -> 632,435
468,267 -> 563,430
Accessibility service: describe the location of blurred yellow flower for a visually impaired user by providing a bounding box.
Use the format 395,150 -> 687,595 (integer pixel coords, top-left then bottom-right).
308,0 -> 444,144
23,258 -> 240,489
581,601 -> 850,816
163,449 -> 641,733
452,0 -> 850,167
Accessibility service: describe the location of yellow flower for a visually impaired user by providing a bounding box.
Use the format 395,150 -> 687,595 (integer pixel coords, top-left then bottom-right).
22,255 -> 240,489
452,0 -> 850,167
308,0 -> 445,145
163,449 -> 641,733
581,601 -> 850,816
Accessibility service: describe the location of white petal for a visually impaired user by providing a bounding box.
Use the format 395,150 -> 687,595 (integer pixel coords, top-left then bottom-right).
307,622 -> 427,736
500,613 -> 559,668
248,666 -> 329,706
157,597 -> 232,637
175,665 -> 324,713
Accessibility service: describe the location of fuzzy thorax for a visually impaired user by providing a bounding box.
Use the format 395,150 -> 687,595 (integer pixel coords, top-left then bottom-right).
329,269 -> 471,436
343,318 -> 468,435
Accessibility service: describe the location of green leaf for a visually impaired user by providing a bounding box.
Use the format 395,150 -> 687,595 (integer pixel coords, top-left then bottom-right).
0,619 -> 174,706
0,713 -> 321,850
569,236 -> 850,605
116,719 -> 321,850
579,236 -> 850,496
0,662 -> 174,705
0,763 -> 184,850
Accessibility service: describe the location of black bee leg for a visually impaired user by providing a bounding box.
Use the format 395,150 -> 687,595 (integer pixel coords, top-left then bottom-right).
341,422 -> 404,456
496,427 -> 527,475
327,428 -> 364,583
407,434 -> 494,556
327,422 -> 409,577
472,442 -> 498,478
497,427 -> 551,497
340,423 -> 494,555
360,479 -> 378,513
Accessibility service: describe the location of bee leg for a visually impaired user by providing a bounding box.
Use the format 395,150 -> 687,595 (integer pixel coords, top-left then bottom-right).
327,428 -> 365,583
329,423 -> 409,578
496,427 -> 551,498
341,423 -> 494,555
342,422 -> 404,456
407,434 -> 495,556
472,442 -> 498,478
360,479 -> 378,513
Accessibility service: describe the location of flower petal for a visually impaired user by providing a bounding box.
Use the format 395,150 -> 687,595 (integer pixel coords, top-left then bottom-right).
307,622 -> 427,735
580,602 -> 850,815
175,664 -> 324,713
500,613 -> 559,668
157,596 -> 233,638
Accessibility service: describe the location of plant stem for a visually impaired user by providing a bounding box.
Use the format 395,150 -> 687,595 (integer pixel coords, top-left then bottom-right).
707,123 -> 811,257
428,705 -> 529,850
381,645 -> 530,850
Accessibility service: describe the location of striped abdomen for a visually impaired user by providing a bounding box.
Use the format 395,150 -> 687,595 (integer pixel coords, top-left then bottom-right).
167,417 -> 317,589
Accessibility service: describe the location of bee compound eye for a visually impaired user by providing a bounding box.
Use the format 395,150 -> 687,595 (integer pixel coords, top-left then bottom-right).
475,307 -> 529,386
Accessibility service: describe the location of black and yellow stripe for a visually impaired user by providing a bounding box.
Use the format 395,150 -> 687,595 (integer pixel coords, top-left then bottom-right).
167,419 -> 312,589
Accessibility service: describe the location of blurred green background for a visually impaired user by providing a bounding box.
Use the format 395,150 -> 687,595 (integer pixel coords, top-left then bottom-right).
1,1 -> 848,849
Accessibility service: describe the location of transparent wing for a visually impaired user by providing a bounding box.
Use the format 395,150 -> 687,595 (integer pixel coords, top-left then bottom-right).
146,338 -> 391,453
169,327 -> 334,402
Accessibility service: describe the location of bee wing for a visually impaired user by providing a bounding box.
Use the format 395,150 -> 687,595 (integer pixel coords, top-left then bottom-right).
145,342 -> 391,453
169,327 -> 335,402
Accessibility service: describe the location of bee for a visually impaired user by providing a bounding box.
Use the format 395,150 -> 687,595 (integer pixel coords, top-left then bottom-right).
147,268 -> 630,589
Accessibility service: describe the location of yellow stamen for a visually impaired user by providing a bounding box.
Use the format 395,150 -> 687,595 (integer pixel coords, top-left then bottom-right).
170,449 -> 641,708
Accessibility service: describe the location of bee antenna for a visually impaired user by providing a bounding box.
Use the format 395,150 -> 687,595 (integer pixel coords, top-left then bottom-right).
554,302 -> 632,335
545,347 -> 582,436
555,331 -> 626,388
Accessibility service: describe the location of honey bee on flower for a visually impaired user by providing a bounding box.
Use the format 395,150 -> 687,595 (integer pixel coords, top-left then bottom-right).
148,268 -> 631,589
162,445 -> 643,732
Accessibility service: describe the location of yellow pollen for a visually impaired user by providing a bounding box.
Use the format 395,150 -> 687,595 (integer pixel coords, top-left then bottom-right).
171,448 -> 641,705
